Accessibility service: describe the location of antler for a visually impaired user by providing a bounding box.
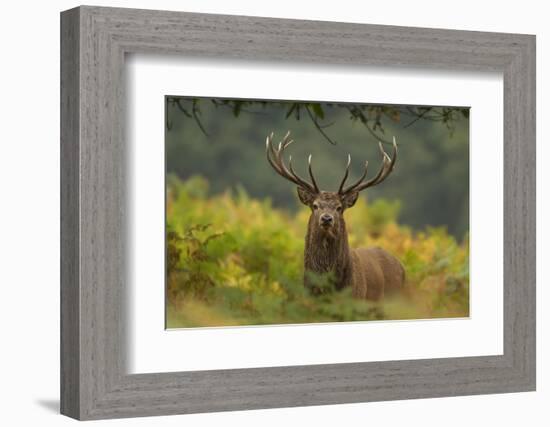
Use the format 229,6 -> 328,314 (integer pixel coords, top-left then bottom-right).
266,131 -> 320,194
338,137 -> 398,195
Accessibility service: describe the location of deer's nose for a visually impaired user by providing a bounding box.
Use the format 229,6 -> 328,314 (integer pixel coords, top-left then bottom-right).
321,214 -> 333,224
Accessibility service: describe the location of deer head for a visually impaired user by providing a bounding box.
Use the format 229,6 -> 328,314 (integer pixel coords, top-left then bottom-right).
266,131 -> 398,237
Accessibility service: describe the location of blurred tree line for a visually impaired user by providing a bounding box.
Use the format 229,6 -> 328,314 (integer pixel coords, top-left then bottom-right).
165,97 -> 469,239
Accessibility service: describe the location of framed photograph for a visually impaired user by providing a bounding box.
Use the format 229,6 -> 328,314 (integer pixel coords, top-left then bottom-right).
60,5 -> 536,420
163,96 -> 470,329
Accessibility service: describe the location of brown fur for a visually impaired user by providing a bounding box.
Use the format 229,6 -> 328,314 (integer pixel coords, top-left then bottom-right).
264,131 -> 403,300
301,191 -> 405,301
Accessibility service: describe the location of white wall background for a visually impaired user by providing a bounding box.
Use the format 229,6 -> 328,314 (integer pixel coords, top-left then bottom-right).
0,0 -> 546,425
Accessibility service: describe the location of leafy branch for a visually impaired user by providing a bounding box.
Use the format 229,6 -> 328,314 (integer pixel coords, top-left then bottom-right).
166,97 -> 468,146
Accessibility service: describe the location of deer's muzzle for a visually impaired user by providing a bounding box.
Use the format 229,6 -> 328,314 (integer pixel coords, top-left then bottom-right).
320,213 -> 334,228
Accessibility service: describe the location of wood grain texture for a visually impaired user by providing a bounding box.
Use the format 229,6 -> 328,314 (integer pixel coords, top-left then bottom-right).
60,5 -> 536,420
60,7 -> 80,419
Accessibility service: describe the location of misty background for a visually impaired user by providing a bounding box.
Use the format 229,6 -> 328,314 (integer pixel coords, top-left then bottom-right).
165,97 -> 469,239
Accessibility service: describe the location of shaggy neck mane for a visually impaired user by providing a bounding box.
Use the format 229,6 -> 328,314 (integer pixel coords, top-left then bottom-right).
304,216 -> 352,291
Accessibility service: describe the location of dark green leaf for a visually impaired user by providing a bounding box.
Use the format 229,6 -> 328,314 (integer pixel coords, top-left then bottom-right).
311,103 -> 325,120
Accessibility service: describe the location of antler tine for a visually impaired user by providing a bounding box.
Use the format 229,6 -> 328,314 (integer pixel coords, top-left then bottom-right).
276,137 -> 311,190
355,137 -> 398,191
358,142 -> 391,187
341,137 -> 398,194
337,154 -> 352,194
283,130 -> 292,143
369,138 -> 397,185
288,155 -> 316,192
389,136 -> 398,171
308,155 -> 320,193
271,132 -> 292,174
265,131 -> 318,193
266,134 -> 284,175
341,160 -> 369,194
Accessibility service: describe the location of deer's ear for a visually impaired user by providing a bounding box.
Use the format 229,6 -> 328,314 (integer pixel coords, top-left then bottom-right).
297,187 -> 316,206
342,191 -> 359,209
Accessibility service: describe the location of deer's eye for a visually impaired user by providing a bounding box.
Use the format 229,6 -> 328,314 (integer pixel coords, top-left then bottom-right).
336,206 -> 343,212
313,204 -> 319,210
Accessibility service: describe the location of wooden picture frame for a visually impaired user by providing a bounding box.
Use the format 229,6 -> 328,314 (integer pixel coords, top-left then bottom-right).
60,5 -> 536,420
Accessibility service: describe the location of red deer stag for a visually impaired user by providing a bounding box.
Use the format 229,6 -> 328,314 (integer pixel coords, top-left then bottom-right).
266,131 -> 405,301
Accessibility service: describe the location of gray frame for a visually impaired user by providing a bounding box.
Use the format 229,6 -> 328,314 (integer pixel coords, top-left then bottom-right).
60,5 -> 536,421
